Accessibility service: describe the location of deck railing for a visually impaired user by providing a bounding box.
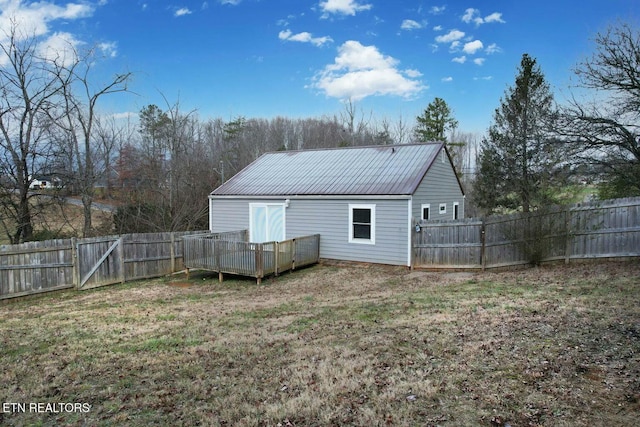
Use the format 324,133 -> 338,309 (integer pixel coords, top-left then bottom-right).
183,231 -> 320,284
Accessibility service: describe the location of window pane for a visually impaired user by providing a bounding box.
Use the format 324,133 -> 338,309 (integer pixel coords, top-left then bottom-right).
423,207 -> 430,220
353,224 -> 371,239
353,208 -> 371,224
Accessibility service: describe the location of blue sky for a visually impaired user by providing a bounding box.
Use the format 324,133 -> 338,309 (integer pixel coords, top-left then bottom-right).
1,0 -> 638,135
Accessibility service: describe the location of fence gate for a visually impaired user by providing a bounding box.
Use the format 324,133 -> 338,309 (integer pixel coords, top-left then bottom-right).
76,236 -> 124,290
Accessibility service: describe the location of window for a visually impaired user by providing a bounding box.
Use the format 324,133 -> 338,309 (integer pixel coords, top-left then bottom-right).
453,202 -> 459,220
349,204 -> 375,244
421,204 -> 430,221
439,203 -> 447,215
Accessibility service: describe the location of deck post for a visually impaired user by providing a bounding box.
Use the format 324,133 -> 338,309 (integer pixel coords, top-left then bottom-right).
215,239 -> 221,272
256,243 -> 263,284
219,271 -> 223,283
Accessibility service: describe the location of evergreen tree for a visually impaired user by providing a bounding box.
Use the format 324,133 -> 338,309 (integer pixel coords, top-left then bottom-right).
473,54 -> 562,214
414,97 -> 458,142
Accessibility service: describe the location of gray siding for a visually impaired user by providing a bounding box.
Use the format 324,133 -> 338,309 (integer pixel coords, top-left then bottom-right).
209,198 -> 252,232
210,197 -> 411,266
411,147 -> 465,221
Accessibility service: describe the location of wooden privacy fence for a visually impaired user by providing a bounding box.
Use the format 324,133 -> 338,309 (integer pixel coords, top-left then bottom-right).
414,197 -> 640,269
184,232 -> 321,284
0,231 -> 207,300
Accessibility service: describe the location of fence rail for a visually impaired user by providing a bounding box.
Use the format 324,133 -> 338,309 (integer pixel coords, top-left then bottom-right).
414,197 -> 640,269
1,230 -> 207,300
183,232 -> 320,284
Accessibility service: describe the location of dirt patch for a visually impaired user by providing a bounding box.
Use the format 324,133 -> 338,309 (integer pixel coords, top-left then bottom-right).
168,282 -> 192,288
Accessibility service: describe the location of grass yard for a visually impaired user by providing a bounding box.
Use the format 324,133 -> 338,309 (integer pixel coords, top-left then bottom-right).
1,261 -> 639,426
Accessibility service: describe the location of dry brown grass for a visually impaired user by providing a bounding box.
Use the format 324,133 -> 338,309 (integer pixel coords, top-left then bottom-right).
1,261 -> 639,426
0,195 -> 113,244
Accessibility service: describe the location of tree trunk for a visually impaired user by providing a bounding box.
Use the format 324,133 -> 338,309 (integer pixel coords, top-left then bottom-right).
15,192 -> 34,243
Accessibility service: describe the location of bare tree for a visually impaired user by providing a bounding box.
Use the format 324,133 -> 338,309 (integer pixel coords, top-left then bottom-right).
0,25 -> 61,243
51,43 -> 131,237
558,22 -> 640,198
94,115 -> 132,199
340,98 -> 374,146
392,114 -> 411,145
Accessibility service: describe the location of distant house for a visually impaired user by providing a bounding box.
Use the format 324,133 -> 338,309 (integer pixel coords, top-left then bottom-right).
209,143 -> 464,266
29,175 -> 61,190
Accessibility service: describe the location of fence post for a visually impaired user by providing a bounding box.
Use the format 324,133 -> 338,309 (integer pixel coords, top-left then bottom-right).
275,241 -> 280,276
480,218 -> 486,271
410,217 -> 415,270
119,236 -> 126,284
564,205 -> 571,264
71,237 -> 78,288
170,232 -> 176,273
291,238 -> 296,271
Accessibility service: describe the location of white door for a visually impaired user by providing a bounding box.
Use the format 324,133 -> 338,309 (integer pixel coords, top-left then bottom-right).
250,203 -> 285,243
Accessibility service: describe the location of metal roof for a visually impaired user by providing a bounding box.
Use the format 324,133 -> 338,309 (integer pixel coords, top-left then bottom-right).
211,143 -> 445,196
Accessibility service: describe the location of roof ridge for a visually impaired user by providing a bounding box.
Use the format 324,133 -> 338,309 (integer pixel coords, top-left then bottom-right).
262,142 -> 444,156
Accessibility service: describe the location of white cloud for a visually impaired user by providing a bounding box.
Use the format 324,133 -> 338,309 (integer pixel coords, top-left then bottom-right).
36,31 -> 82,66
220,0 -> 241,5
486,43 -> 502,54
442,76 -> 453,82
404,68 -> 422,78
461,8 -> 477,23
463,40 -> 483,54
435,29 -> 465,44
109,111 -> 137,121
311,40 -> 425,100
319,0 -> 372,17
452,56 -> 466,64
279,29 -> 333,47
484,12 -> 505,24
433,25 -> 442,31
473,58 -> 485,65
0,2 -> 119,68
430,5 -> 446,15
462,8 -> 505,26
0,0 -> 94,39
474,76 -> 493,81
175,7 -> 192,17
99,41 -> 118,58
400,19 -> 422,31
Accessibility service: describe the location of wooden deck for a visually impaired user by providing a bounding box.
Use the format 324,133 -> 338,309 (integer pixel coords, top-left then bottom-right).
183,231 -> 320,284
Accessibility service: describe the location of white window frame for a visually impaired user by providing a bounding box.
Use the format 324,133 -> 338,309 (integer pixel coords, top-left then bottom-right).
421,203 -> 430,221
439,203 -> 447,215
453,202 -> 460,220
249,203 -> 286,243
348,204 -> 376,245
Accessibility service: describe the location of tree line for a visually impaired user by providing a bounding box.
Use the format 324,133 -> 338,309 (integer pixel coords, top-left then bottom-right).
1,21 -> 638,243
